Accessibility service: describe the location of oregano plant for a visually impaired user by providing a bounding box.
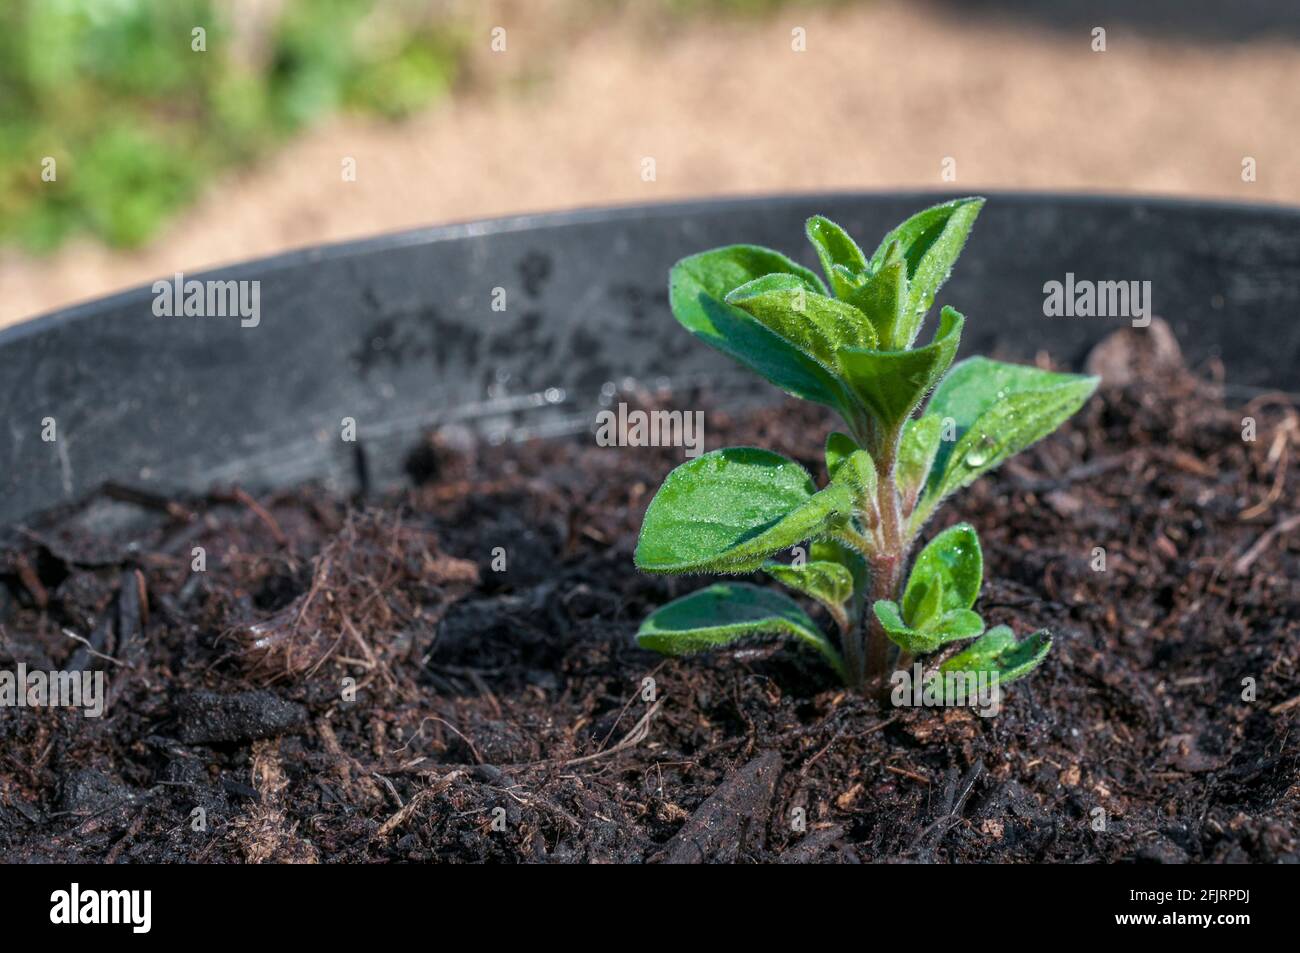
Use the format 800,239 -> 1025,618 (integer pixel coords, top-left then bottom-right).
633,198 -> 1097,699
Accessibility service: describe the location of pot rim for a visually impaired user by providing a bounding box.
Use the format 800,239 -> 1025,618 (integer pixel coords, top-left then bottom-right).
5,188 -> 1298,341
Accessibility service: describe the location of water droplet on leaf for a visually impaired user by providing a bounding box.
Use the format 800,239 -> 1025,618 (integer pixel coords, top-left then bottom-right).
964,435 -> 996,468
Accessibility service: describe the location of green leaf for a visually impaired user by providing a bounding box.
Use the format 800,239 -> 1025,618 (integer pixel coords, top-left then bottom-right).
638,583 -> 846,681
806,215 -> 868,298
911,573 -> 946,629
764,559 -> 854,616
926,608 -> 985,641
724,273 -> 878,371
927,356 -> 1099,435
917,358 -> 1099,526
635,448 -> 855,574
844,257 -> 909,350
868,197 -> 984,346
825,432 -> 877,497
668,246 -> 856,417
877,238 -> 905,269
837,306 -> 964,434
829,263 -> 866,296
872,599 -> 912,642
812,538 -> 869,620
939,625 -> 1052,688
872,599 -> 985,655
897,414 -> 943,511
901,523 -> 983,623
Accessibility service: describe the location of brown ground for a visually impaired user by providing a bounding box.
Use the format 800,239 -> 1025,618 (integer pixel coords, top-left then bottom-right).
1,329 -> 1296,863
4,0 -> 1299,327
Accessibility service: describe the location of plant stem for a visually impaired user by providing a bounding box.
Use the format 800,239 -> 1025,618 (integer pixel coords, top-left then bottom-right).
863,426 -> 908,691
836,610 -> 864,690
864,551 -> 902,685
840,419 -> 913,694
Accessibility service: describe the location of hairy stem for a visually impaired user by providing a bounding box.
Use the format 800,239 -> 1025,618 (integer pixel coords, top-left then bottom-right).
863,425 -> 908,692
840,418 -> 914,693
835,608 -> 863,690
864,555 -> 902,685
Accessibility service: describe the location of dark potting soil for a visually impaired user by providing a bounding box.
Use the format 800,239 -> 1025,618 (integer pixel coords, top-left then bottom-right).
0,325 -> 1296,864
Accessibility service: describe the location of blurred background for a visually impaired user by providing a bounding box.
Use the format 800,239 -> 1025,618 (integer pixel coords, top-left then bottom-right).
2,0 -> 1297,327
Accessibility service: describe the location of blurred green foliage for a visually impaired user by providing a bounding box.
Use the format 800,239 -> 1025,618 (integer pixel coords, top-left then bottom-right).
0,0 -> 467,252
0,0 -> 840,255
664,0 -> 854,16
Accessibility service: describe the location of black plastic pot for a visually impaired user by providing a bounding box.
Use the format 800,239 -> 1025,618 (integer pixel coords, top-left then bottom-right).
3,192 -> 1298,527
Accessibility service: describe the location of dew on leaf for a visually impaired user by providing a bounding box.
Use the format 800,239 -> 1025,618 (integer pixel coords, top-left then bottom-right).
963,435 -> 996,468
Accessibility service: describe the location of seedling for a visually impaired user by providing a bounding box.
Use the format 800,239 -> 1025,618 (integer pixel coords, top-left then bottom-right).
634,198 -> 1097,699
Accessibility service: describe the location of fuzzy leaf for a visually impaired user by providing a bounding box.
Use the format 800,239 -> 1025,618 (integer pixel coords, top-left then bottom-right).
872,600 -> 912,644
668,246 -> 855,416
902,523 -> 983,623
897,414 -> 943,511
868,197 -> 984,346
927,608 -> 985,641
844,257 -> 909,350
724,273 -> 878,371
917,359 -> 1098,525
812,538 -> 870,620
838,306 -> 964,434
873,238 -> 906,273
927,356 -> 1099,438
764,560 -> 855,615
939,625 -> 1052,689
911,573 -> 946,629
806,216 -> 869,298
635,448 -> 854,574
638,583 -> 846,681
825,432 -> 877,497
829,263 -> 866,296
872,599 -> 985,654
